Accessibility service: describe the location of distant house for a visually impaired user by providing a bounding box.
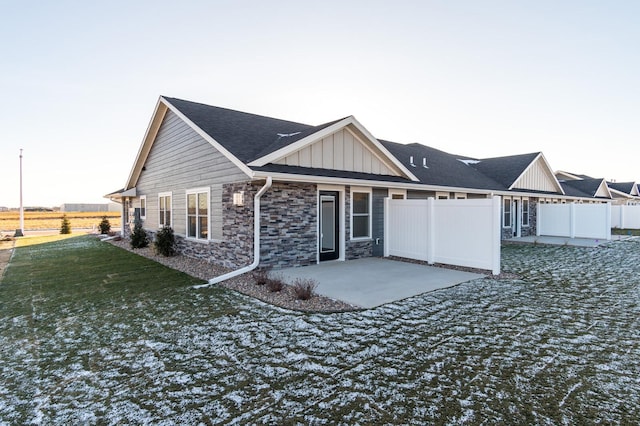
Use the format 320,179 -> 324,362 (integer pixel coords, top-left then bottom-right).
60,203 -> 120,213
107,97 -> 607,270
0,206 -> 8,212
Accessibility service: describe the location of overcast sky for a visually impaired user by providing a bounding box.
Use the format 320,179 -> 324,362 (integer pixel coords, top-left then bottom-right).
1,0 -> 638,207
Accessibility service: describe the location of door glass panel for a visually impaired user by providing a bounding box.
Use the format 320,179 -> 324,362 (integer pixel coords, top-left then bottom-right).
321,198 -> 335,253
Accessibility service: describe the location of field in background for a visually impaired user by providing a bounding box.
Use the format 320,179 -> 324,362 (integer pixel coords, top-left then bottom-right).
0,211 -> 121,232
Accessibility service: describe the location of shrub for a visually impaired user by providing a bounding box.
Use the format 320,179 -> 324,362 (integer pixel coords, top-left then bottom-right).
60,215 -> 71,234
130,218 -> 149,249
154,226 -> 176,257
98,215 -> 111,234
266,274 -> 285,292
292,278 -> 318,300
252,269 -> 269,285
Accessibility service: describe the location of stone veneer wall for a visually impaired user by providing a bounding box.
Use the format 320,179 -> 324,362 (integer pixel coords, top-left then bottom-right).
258,182 -> 317,269
501,198 -> 538,240
132,182 -> 381,269
159,181 -> 317,270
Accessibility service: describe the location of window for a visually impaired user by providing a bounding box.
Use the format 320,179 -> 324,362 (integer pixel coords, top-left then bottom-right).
503,198 -> 512,228
436,191 -> 450,200
140,196 -> 146,219
158,192 -> 172,228
186,188 -> 209,240
522,199 -> 529,226
351,188 -> 371,239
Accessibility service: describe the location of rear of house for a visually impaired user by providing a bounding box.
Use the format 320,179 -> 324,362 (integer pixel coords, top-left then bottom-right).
108,96 -> 614,272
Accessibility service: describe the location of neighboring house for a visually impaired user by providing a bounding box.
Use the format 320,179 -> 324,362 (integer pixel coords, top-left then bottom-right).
606,181 -> 640,205
60,203 -> 121,212
107,97 -> 605,270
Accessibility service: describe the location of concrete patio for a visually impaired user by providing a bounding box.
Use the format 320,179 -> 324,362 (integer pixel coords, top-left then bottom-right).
275,258 -> 485,309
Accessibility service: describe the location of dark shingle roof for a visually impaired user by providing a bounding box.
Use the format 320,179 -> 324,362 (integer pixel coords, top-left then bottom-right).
161,97 -> 571,196
163,97 -> 320,163
607,181 -> 636,194
560,178 -> 607,198
468,153 -> 541,188
380,141 -> 506,190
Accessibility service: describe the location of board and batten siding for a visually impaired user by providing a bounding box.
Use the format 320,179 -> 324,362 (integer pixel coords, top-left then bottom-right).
273,128 -> 399,176
513,158 -> 559,193
135,110 -> 247,239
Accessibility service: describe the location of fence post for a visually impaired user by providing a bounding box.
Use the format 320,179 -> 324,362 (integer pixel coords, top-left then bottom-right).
427,197 -> 435,265
536,201 -> 542,236
606,203 -> 612,240
384,197 -> 390,257
492,196 -> 501,275
570,203 -> 576,238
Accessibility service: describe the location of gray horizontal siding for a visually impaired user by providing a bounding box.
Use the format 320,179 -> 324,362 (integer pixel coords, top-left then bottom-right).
135,110 -> 248,239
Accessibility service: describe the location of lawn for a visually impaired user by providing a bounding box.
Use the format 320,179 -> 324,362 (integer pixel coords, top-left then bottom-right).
1,236 -> 639,424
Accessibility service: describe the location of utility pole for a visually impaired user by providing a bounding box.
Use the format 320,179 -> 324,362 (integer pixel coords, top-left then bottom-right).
14,149 -> 24,237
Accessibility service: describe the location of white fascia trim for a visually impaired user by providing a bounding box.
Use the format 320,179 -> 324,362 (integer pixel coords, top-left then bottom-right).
510,153 -> 565,195
251,170 -> 487,195
160,97 -> 254,179
608,187 -> 631,199
126,98 -> 168,189
346,116 -> 419,182
248,116 -> 419,182
596,180 -> 613,199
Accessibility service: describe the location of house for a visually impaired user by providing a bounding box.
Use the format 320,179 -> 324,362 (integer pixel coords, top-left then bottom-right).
107,96 -> 607,272
606,181 -> 640,205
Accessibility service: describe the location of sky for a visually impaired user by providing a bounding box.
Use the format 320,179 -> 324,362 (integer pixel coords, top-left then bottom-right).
1,0 -> 638,207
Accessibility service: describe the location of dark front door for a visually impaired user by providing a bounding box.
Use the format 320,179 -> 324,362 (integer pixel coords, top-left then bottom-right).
319,191 -> 339,261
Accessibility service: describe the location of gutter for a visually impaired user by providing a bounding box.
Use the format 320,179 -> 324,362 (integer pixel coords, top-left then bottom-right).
194,176 -> 272,288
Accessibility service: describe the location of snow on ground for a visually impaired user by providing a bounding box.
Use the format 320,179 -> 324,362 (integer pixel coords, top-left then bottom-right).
1,238 -> 639,424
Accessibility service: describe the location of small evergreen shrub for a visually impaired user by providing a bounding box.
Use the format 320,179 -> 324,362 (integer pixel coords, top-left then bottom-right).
130,218 -> 149,249
292,278 -> 318,300
60,215 -> 71,234
98,215 -> 111,234
154,226 -> 176,256
266,274 -> 285,292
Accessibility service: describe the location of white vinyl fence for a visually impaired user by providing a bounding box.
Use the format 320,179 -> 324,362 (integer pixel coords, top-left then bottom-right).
611,205 -> 640,229
537,203 -> 611,240
384,196 -> 501,275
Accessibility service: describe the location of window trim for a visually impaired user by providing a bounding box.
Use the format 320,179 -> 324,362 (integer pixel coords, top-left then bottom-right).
521,198 -> 530,227
185,187 -> 211,241
139,195 -> 146,219
436,191 -> 450,200
158,191 -> 172,228
503,197 -> 512,228
350,187 -> 372,240
388,189 -> 406,200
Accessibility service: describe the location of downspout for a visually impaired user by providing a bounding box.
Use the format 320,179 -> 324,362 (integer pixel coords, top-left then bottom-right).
195,176 -> 273,288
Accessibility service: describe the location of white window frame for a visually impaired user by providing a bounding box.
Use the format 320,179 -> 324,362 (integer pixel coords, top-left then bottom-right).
350,186 -> 372,240
503,197 -> 512,228
521,198 -> 530,227
388,189 -> 406,200
186,187 -> 211,241
158,191 -> 172,228
455,192 -> 467,200
139,195 -> 146,219
436,191 -> 450,200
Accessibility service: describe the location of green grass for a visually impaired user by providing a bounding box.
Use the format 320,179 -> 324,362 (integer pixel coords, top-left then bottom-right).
1,235 -> 639,424
611,227 -> 640,236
